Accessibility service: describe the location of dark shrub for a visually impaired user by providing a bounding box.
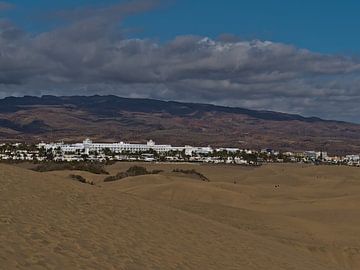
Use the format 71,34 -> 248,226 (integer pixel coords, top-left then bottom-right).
70,174 -> 94,185
103,175 -> 118,182
32,161 -> 108,174
172,168 -> 209,182
104,166 -> 162,182
126,165 -> 148,176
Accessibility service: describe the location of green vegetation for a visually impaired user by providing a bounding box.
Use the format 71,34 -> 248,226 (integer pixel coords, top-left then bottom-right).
172,168 -> 210,182
0,143 -> 38,152
104,166 -> 163,182
70,174 -> 94,185
32,161 -> 108,174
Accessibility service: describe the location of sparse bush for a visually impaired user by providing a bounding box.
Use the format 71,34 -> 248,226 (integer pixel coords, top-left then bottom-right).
70,174 -> 94,185
103,175 -> 118,182
103,171 -> 128,182
32,161 -> 108,174
104,166 -> 163,182
126,165 -> 148,176
172,168 -> 209,182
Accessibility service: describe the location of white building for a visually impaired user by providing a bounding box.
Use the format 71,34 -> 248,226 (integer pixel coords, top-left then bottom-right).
345,155 -> 360,162
38,138 -> 214,156
304,151 -> 327,160
215,147 -> 240,153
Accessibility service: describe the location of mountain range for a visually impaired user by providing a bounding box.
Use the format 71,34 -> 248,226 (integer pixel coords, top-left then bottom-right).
0,95 -> 359,154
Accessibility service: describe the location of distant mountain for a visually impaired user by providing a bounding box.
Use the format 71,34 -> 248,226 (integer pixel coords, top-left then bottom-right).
0,95 -> 359,154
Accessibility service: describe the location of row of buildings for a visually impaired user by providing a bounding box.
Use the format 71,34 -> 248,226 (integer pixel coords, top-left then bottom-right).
0,138 -> 359,166
38,138 -> 216,157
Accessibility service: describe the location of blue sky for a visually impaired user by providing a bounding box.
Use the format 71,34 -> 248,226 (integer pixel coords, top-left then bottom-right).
126,0 -> 360,54
4,0 -> 360,54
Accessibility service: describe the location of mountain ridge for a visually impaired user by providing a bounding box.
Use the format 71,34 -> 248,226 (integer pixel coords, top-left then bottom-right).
0,95 -> 347,123
0,95 -> 359,154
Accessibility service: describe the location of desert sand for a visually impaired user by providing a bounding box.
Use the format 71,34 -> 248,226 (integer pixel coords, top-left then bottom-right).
1,162 -> 359,269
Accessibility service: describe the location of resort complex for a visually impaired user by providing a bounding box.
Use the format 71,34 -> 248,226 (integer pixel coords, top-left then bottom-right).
38,138 -> 213,157
0,138 -> 359,166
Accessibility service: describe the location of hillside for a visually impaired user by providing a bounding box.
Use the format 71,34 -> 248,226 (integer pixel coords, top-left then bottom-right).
0,95 -> 359,154
1,162 -> 360,269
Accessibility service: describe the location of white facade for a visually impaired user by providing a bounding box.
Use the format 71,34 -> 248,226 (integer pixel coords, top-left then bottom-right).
345,155 -> 360,162
39,138 -> 213,156
216,147 -> 240,153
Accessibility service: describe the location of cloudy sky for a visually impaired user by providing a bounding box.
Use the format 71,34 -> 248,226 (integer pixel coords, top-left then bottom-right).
0,0 -> 360,123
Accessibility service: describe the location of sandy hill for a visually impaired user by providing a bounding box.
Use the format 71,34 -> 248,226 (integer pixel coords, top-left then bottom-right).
1,162 -> 359,269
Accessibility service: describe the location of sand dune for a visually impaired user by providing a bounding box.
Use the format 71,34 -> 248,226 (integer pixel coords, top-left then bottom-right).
1,162 -> 359,269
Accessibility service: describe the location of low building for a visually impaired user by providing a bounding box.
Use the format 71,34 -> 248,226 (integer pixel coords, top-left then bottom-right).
39,138 -> 214,157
